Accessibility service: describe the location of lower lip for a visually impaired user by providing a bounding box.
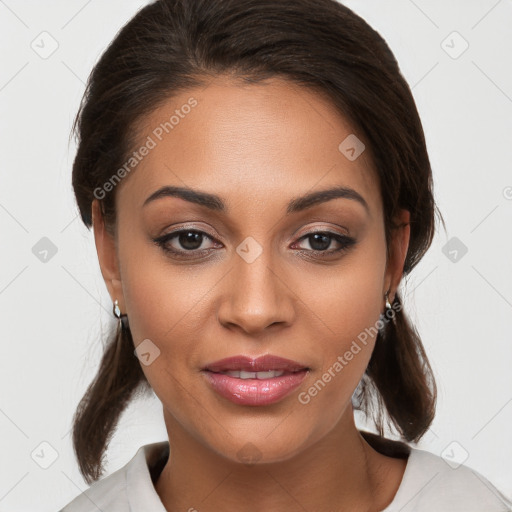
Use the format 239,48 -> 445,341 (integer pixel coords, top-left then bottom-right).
202,370 -> 309,406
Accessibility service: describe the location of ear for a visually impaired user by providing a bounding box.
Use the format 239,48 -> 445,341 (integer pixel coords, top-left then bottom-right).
91,199 -> 125,312
383,208 -> 410,303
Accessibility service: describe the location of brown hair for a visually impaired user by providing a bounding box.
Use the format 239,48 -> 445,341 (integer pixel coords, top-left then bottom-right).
70,0 -> 443,484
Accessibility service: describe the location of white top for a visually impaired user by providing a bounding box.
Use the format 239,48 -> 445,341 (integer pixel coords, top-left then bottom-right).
59,440 -> 512,512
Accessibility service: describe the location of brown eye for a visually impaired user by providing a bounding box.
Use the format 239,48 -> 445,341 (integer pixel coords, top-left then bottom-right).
176,231 -> 205,250
153,229 -> 218,257
293,231 -> 356,257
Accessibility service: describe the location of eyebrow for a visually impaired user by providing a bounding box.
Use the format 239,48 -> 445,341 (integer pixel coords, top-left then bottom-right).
143,185 -> 369,214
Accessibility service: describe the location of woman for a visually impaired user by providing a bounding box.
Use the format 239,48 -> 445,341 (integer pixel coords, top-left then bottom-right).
59,0 -> 512,510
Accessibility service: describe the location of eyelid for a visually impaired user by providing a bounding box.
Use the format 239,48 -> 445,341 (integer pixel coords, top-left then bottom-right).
293,224 -> 350,238
158,222 -> 218,239
157,223 -> 349,245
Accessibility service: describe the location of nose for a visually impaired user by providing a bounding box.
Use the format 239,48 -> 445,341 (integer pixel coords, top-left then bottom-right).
216,247 -> 295,335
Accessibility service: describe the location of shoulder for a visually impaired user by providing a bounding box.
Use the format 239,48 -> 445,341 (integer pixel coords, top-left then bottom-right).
386,447 -> 512,512
57,461 -> 129,512
57,441 -> 169,512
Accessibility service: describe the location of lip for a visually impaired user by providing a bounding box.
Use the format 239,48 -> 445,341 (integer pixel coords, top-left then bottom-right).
203,369 -> 309,406
202,354 -> 309,373
201,355 -> 310,406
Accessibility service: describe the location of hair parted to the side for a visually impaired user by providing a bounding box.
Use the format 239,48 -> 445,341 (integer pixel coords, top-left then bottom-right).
70,0 -> 444,484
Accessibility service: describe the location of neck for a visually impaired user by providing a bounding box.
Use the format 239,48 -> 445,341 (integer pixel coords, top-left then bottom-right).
154,408 -> 401,512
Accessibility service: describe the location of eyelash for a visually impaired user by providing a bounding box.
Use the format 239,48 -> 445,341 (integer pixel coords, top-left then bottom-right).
152,228 -> 357,260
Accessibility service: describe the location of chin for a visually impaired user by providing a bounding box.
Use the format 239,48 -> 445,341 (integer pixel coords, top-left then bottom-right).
202,421 -> 318,466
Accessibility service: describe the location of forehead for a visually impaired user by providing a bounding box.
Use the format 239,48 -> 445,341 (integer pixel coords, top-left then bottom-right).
117,76 -> 381,217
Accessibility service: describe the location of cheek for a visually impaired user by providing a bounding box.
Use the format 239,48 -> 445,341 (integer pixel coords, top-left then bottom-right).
302,235 -> 386,402
319,238 -> 386,342
120,263 -> 208,421
117,230 -> 213,382
122,265 -> 213,376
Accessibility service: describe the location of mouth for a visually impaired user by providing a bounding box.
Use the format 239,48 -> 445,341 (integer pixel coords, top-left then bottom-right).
207,369 -> 300,379
201,354 -> 310,406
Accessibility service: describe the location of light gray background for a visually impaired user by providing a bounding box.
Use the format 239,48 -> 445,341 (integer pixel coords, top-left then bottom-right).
1,1 -> 511,510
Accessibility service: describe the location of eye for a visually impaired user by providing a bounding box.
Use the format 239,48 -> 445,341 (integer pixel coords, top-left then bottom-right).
153,229 -> 219,258
292,231 -> 356,257
153,228 -> 356,260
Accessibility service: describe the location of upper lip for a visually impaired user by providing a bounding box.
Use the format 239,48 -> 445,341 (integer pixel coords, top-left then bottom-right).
203,355 -> 309,373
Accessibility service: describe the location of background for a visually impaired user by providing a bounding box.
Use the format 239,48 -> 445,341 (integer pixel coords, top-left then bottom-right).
1,0 -> 511,510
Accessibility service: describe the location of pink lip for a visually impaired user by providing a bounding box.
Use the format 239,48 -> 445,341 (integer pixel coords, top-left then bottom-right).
203,370 -> 309,406
202,355 -> 310,406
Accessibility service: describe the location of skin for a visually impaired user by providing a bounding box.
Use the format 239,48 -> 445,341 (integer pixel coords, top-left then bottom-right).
92,76 -> 410,512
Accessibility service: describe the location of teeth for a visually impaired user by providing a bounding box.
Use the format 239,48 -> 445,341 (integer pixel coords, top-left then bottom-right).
221,370 -> 286,379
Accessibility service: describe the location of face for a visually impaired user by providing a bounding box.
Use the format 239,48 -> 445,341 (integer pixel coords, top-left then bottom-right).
93,76 -> 410,463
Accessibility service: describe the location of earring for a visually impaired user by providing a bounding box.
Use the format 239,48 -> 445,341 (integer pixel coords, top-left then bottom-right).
385,290 -> 392,311
378,290 -> 394,334
113,299 -> 129,330
113,299 -> 122,318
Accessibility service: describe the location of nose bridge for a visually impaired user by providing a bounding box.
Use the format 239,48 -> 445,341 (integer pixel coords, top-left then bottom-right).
217,237 -> 293,332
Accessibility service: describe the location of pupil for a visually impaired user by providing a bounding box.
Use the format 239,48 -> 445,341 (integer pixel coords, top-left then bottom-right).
180,231 -> 202,250
310,233 -> 330,251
